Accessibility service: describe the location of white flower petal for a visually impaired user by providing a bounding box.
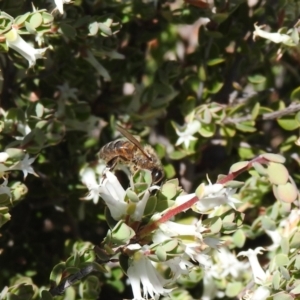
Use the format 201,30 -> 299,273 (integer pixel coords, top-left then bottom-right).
5,29 -> 48,68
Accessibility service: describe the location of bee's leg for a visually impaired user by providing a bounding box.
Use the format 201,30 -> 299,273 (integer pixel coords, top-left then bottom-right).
106,156 -> 120,171
101,157 -> 120,184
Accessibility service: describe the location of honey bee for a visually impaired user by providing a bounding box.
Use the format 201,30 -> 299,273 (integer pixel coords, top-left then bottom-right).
99,125 -> 164,184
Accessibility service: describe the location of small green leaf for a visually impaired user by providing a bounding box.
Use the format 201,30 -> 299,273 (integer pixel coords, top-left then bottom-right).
156,245 -> 167,262
14,12 -> 30,26
60,23 -> 77,39
50,262 -> 65,285
290,232 -> 300,249
29,12 -> 43,29
261,153 -> 286,163
251,102 -> 260,119
41,290 -> 53,300
207,58 -> 225,66
261,216 -> 276,230
225,282 -> 243,297
126,189 -> 139,203
290,282 -> 300,294
294,255 -> 300,270
275,253 -> 289,267
199,123 -> 215,137
235,121 -> 256,132
273,292 -> 293,300
277,117 -> 299,130
272,270 -> 281,290
291,86 -> 300,101
169,151 -> 188,160
208,81 -> 223,94
267,162 -> 289,185
229,161 -> 249,173
248,74 -> 266,84
233,229 -> 246,248
276,183 -> 298,203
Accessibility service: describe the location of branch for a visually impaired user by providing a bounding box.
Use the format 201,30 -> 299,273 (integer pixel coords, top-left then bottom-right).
224,103 -> 300,124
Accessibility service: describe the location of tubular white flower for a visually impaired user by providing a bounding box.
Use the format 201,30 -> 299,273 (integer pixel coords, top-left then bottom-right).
127,246 -> 173,300
98,171 -> 127,220
81,167 -> 101,204
249,286 -> 271,300
132,185 -> 160,221
5,29 -> 48,68
238,247 -> 268,284
54,0 -> 72,14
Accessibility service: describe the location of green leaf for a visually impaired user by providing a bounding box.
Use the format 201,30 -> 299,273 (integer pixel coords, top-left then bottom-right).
41,290 -> 53,300
225,282 -> 243,297
229,161 -> 249,173
248,74 -> 266,84
14,12 -> 30,26
273,292 -> 293,300
251,102 -> 260,119
291,86 -> 300,100
275,183 -> 298,203
50,262 -> 65,285
208,81 -> 223,94
267,162 -> 289,185
232,229 -> 246,248
60,23 -> 77,39
235,121 -> 256,132
29,12 -> 43,29
275,253 -> 289,267
277,117 -> 299,130
169,151 -> 188,160
272,270 -> 281,290
198,123 -> 215,137
207,58 -> 225,66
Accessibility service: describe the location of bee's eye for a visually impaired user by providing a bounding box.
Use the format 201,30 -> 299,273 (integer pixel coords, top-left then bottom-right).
151,168 -> 164,184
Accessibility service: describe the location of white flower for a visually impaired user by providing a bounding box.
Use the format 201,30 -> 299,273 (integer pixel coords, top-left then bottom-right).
153,219 -> 206,242
9,154 -> 37,179
54,0 -> 72,14
175,180 -> 240,214
248,286 -> 271,300
127,245 -> 173,300
164,256 -> 193,278
98,171 -> 127,220
5,28 -> 48,68
132,185 -> 160,221
174,120 -> 200,148
253,24 -> 293,45
0,152 -> 9,163
57,82 -> 78,100
81,167 -> 101,204
238,247 -> 268,284
196,184 -> 239,212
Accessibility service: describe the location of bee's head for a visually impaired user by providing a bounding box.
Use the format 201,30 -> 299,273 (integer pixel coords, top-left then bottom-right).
151,167 -> 164,184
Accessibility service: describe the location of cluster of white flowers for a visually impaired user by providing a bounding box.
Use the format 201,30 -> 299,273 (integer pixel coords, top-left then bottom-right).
80,167 -> 273,300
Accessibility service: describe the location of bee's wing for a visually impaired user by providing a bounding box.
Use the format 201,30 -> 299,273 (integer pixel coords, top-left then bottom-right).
116,125 -> 152,160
